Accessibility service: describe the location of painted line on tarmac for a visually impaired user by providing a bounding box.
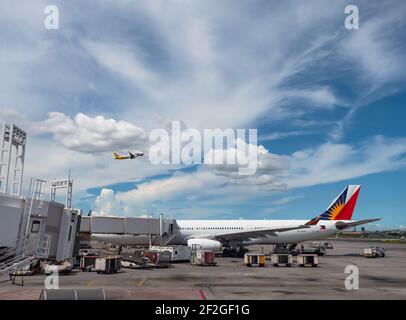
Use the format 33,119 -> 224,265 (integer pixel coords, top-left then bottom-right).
138,278 -> 147,287
87,280 -> 97,287
198,289 -> 207,300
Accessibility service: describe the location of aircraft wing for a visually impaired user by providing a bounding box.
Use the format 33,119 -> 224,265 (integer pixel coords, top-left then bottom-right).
335,218 -> 381,230
211,225 -> 310,242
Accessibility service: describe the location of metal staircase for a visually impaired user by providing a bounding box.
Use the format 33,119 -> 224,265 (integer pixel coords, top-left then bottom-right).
0,234 -> 51,274
160,231 -> 178,246
159,219 -> 179,246
13,178 -> 47,263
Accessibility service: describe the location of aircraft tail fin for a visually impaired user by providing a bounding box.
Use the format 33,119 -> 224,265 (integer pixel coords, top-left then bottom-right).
306,185 -> 361,225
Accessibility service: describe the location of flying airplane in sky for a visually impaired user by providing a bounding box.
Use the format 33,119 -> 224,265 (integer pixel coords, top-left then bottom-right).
93,185 -> 380,255
113,151 -> 144,160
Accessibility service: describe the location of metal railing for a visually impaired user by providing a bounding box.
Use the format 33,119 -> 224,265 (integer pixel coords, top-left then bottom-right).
0,234 -> 50,274
160,230 -> 179,246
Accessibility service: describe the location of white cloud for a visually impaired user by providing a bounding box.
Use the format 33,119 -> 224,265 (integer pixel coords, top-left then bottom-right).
95,168 -> 286,217
283,136 -> 406,188
0,106 -> 26,121
0,107 -> 44,135
78,1 -> 352,130
2,0 -> 404,132
259,130 -> 313,141
341,4 -> 406,85
116,170 -> 226,205
43,112 -> 147,153
93,188 -> 122,216
82,40 -> 162,99
96,135 -> 406,217
93,188 -> 153,217
282,86 -> 341,109
272,195 -> 304,206
205,138 -> 288,190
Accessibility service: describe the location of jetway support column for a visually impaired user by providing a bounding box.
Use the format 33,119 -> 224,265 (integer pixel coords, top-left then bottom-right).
159,213 -> 163,237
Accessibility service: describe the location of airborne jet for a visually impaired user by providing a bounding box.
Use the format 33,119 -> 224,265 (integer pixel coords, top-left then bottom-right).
113,151 -> 144,160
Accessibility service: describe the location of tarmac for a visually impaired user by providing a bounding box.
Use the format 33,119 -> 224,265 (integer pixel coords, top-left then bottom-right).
0,240 -> 405,300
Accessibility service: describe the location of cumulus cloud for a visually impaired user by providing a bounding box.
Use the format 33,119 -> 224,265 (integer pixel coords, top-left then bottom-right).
205,138 -> 288,189
92,188 -> 153,217
43,112 -> 147,153
93,188 -> 122,216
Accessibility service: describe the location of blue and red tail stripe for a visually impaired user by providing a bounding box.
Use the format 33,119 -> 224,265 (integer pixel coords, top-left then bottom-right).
306,185 -> 361,225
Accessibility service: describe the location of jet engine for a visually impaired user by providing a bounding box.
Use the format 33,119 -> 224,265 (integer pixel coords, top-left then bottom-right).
187,239 -> 223,252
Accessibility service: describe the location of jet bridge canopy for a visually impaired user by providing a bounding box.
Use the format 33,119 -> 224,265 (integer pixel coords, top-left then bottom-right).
80,215 -> 176,236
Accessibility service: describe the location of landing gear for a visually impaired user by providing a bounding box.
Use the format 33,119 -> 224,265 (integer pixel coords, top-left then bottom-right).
222,248 -> 236,257
237,247 -> 248,257
222,247 -> 247,257
273,244 -> 290,254
273,243 -> 299,255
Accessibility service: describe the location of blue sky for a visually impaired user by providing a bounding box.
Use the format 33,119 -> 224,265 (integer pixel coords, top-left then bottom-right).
1,0 -> 406,229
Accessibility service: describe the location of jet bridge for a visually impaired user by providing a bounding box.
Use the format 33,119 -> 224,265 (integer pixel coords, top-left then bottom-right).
80,214 -> 178,245
0,180 -> 82,274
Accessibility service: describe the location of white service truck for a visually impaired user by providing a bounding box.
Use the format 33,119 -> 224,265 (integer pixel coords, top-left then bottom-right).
149,245 -> 191,262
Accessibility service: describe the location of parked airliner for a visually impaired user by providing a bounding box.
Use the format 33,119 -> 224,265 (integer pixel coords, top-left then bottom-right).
93,185 -> 380,253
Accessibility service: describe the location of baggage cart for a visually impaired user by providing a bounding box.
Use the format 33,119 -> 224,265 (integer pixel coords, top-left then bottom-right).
297,254 -> 318,267
271,253 -> 292,267
244,253 -> 266,267
95,256 -> 121,274
191,250 -> 216,266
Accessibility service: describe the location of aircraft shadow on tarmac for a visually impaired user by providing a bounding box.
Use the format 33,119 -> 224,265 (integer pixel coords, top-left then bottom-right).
327,253 -> 362,257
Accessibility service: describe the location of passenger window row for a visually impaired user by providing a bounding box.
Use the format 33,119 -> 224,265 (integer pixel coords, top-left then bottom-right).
180,227 -> 244,230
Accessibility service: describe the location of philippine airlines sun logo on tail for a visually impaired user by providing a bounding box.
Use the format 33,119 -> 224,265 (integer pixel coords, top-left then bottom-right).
306,185 -> 361,225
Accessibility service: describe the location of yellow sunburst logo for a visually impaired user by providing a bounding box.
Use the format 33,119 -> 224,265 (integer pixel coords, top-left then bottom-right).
328,201 -> 345,219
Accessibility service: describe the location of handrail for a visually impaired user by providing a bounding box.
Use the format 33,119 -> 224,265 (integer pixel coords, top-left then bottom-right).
0,240 -> 39,261
161,230 -> 179,246
0,234 -> 48,255
0,234 -> 50,273
0,256 -> 35,274
0,234 -> 30,250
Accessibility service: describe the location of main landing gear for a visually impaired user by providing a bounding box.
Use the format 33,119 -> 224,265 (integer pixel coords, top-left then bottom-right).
222,247 -> 248,257
273,243 -> 299,255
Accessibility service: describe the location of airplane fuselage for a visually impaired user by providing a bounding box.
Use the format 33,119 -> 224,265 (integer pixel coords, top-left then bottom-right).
93,219 -> 346,247
171,219 -> 342,246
